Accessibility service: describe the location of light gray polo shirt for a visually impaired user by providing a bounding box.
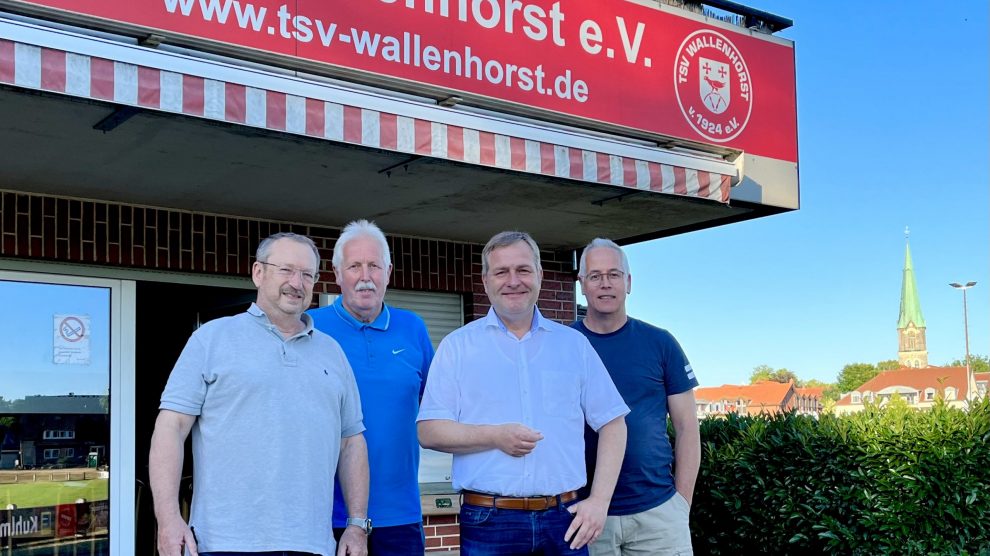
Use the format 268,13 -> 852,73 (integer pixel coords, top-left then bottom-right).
160,303 -> 364,556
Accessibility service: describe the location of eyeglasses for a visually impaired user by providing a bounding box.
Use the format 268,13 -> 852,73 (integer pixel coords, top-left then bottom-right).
258,262 -> 320,284
584,270 -> 625,285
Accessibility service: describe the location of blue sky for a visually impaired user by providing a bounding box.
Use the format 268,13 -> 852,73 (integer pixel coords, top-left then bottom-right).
612,2 -> 989,387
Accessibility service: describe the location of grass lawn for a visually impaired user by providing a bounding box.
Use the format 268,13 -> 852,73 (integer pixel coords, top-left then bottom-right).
0,479 -> 108,508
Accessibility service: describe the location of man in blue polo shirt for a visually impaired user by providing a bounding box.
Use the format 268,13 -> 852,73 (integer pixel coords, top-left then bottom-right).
310,220 -> 434,555
573,238 -> 701,556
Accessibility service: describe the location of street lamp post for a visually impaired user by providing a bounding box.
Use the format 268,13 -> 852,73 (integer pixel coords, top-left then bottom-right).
949,281 -> 977,400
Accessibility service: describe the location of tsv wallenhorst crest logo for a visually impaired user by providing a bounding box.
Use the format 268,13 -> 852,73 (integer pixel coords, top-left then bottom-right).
674,30 -> 753,143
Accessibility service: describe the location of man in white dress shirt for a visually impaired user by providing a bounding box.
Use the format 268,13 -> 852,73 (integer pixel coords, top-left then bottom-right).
418,231 -> 629,556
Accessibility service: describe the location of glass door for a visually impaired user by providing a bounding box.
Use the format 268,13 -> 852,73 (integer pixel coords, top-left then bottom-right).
0,271 -> 134,556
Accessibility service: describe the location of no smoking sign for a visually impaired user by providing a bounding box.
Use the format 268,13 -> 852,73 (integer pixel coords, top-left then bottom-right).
53,314 -> 91,364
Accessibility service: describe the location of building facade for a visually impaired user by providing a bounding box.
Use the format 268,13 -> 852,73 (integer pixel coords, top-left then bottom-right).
833,367 -> 987,415
0,0 -> 799,552
695,380 -> 821,418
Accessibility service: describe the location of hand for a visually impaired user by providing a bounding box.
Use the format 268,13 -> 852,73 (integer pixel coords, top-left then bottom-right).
677,489 -> 693,506
493,424 -> 544,457
156,513 -> 198,556
564,496 -> 608,550
337,525 -> 368,556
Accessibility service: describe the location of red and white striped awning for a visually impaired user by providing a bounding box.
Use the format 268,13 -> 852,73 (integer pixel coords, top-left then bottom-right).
0,17 -> 736,203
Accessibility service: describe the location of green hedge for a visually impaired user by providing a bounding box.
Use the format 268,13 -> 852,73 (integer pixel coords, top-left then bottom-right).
688,397 -> 990,555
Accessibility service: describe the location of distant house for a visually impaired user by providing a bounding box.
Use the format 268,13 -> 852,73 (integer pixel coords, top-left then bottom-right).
0,395 -> 109,469
833,366 -> 987,415
695,380 -> 822,418
794,386 -> 825,415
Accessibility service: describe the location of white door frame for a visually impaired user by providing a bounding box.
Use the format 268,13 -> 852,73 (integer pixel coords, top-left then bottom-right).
0,269 -> 136,556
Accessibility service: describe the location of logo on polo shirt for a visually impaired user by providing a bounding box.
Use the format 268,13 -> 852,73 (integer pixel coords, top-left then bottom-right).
392,349 -> 406,355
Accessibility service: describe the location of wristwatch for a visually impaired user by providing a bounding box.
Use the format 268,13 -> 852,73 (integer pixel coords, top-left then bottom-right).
346,517 -> 373,535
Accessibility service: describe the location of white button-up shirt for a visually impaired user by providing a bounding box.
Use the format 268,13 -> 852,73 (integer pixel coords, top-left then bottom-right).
418,308 -> 629,496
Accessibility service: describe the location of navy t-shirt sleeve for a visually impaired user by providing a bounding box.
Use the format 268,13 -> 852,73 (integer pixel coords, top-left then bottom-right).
660,330 -> 699,395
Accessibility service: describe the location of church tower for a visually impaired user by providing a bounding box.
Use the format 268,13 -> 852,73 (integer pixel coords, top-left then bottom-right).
897,229 -> 928,367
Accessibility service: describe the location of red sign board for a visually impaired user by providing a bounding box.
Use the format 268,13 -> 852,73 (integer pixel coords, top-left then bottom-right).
54,504 -> 76,538
5,0 -> 798,162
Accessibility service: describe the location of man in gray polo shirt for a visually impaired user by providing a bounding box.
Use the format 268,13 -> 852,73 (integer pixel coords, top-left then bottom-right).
150,232 -> 370,556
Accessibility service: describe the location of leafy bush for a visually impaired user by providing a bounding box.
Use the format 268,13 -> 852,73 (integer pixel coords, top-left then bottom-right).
687,397 -> 990,555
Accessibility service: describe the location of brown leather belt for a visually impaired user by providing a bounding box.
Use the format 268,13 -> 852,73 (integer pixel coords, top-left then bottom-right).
462,490 -> 578,511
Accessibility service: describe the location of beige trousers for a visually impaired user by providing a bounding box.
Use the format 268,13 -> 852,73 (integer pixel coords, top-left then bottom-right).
590,493 -> 693,556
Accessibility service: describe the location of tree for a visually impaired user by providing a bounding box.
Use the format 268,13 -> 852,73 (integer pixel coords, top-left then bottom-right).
749,364 -> 774,383
946,354 -> 989,373
749,365 -> 798,384
835,363 -> 880,394
800,379 -> 831,389
821,384 -> 842,402
876,359 -> 900,371
771,368 -> 798,384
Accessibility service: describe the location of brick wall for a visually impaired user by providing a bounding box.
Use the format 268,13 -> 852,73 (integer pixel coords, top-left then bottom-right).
424,514 -> 460,552
0,190 -> 576,323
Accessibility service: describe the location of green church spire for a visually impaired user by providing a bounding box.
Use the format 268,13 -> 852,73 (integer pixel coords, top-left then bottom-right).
898,230 -> 926,329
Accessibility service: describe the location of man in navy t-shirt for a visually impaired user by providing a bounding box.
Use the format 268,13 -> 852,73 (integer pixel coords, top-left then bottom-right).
573,238 -> 700,556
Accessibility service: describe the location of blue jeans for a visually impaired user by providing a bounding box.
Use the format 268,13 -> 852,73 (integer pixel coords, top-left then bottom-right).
332,522 -> 426,555
460,500 -> 589,556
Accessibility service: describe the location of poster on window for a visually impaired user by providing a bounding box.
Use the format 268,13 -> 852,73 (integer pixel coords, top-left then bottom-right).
53,314 -> 90,365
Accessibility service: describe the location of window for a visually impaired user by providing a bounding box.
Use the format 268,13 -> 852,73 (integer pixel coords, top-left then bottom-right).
925,388 -> 935,401
0,272 -> 133,553
852,393 -> 861,404
383,290 -> 462,487
945,387 -> 956,400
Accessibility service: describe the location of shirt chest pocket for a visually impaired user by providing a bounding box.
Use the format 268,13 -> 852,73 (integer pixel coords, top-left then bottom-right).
540,370 -> 582,418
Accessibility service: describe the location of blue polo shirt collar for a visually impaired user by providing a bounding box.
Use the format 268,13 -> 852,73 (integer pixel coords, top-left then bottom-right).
332,295 -> 391,331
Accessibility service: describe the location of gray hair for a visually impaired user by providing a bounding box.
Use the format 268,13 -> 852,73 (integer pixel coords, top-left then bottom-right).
332,219 -> 391,270
482,231 -> 542,275
578,238 -> 630,277
256,232 -> 320,269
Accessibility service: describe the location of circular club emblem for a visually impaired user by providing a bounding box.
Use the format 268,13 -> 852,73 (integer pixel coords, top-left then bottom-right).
673,29 -> 753,143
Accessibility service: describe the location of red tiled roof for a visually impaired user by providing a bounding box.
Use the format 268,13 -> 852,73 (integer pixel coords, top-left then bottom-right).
835,366 -> 968,406
696,381 -> 795,414
795,386 -> 825,398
